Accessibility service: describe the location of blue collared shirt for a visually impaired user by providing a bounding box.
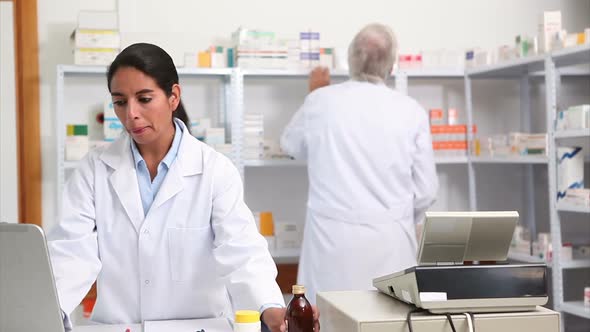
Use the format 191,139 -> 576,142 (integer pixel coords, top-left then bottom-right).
131,121 -> 182,216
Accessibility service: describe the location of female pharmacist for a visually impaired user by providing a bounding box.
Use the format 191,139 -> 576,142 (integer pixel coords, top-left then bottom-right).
48,43 -> 319,332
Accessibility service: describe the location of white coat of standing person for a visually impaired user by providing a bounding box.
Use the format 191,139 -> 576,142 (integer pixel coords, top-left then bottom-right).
280,24 -> 439,304
48,43 -> 319,332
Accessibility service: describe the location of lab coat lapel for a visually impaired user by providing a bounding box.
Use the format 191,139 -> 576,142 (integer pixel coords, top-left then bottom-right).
150,160 -> 183,211
100,134 -> 144,234
149,122 -> 204,213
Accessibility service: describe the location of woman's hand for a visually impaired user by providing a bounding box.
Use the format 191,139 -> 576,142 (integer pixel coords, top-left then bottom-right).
261,305 -> 320,332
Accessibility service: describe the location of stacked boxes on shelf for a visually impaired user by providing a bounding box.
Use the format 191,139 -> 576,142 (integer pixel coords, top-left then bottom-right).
190,117 -> 211,141
103,101 -> 124,142
466,11 -> 590,68
74,11 -> 120,66
556,104 -> 590,131
557,147 -> 584,200
233,28 -> 287,69
243,113 -> 264,160
185,46 -> 234,68
65,125 -> 89,161
299,31 -> 320,68
189,117 -> 233,159
275,221 -> 303,250
474,133 -> 548,157
429,108 -> 476,157
228,28 -> 331,70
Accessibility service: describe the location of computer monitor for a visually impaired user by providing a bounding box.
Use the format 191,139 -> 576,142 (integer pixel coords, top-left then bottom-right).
0,223 -> 65,332
418,211 -> 519,265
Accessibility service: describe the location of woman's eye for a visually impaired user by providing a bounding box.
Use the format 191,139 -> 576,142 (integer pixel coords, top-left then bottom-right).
113,100 -> 126,106
139,97 -> 152,103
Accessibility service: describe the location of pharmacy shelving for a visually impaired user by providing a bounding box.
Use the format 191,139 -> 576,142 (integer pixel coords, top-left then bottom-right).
556,202 -> 590,213
270,248 -> 301,264
64,161 -> 79,170
471,156 -> 549,164
465,45 -> 590,325
434,156 -> 469,164
466,53 -> 546,79
507,252 -> 546,264
551,44 -> 590,68
244,159 -> 306,167
508,253 -> 590,270
243,157 -> 468,167
241,68 -> 349,77
554,129 -> 590,139
561,260 -> 590,269
561,302 -> 590,320
544,44 -> 590,322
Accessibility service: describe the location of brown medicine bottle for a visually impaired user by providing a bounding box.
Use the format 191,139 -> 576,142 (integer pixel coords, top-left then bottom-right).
286,285 -> 314,332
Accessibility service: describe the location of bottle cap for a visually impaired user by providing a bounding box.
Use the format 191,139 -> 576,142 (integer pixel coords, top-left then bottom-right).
292,285 -> 305,294
235,310 -> 260,323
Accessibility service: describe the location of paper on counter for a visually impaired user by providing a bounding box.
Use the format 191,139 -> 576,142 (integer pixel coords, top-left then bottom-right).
144,318 -> 232,332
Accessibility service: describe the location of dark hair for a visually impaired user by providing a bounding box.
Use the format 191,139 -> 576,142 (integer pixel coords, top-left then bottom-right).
107,43 -> 190,131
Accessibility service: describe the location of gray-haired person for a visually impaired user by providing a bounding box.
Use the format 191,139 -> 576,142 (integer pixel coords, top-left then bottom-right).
281,23 -> 439,303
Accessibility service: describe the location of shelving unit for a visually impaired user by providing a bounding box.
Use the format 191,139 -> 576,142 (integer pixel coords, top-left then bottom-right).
561,302 -> 590,320
554,128 -> 590,139
545,44 -> 590,323
471,156 -> 549,164
465,45 -> 590,326
557,201 -> 590,213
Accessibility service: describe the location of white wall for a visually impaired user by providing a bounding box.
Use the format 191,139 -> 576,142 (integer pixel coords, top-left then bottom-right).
0,2 -> 19,223
38,0 -> 590,231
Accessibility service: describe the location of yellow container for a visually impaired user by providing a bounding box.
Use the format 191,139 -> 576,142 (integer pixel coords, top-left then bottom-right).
235,310 -> 260,323
198,51 -> 211,68
234,310 -> 260,332
259,211 -> 274,236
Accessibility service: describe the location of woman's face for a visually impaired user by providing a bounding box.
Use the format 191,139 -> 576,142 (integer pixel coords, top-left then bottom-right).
110,67 -> 180,146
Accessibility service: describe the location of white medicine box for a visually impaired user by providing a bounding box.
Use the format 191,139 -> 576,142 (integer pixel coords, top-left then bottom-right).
74,29 -> 121,49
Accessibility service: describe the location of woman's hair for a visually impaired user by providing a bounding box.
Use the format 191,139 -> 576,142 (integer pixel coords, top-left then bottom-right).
107,43 -> 190,131
348,23 -> 397,83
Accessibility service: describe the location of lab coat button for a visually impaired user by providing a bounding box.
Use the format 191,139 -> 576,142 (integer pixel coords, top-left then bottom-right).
144,280 -> 150,285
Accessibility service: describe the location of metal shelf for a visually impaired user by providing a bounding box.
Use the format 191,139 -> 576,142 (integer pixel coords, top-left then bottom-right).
554,129 -> 590,139
395,68 -> 464,78
466,54 -> 546,79
508,252 -> 547,264
561,301 -> 590,319
244,159 -> 305,167
241,68 -> 350,77
64,161 -> 79,170
551,45 -> 590,68
244,157 -> 467,166
471,156 -> 548,164
434,156 -> 469,164
561,260 -> 590,269
58,64 -> 232,76
557,202 -> 590,214
59,64 -> 108,74
241,67 -> 465,79
270,248 -> 300,264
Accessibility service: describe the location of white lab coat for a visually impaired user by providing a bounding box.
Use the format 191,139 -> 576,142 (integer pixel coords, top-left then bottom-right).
48,120 -> 284,325
281,80 -> 438,304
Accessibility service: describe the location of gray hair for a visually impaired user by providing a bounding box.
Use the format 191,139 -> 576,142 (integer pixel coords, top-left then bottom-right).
348,23 -> 397,83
